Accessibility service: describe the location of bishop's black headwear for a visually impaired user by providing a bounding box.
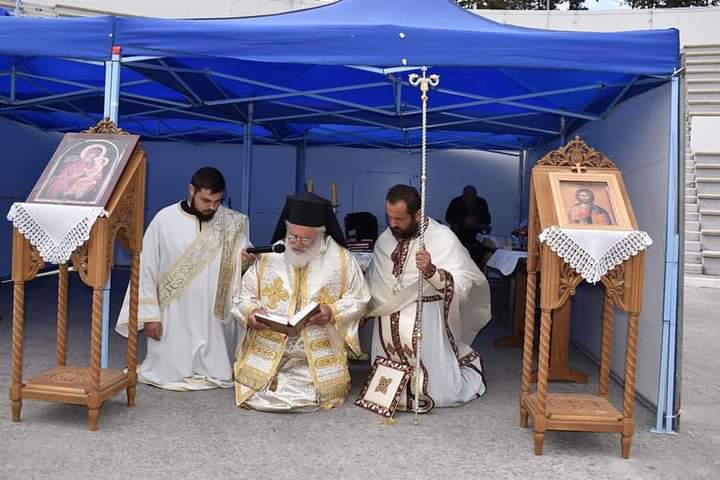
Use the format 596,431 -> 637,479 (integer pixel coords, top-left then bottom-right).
271,192 -> 346,247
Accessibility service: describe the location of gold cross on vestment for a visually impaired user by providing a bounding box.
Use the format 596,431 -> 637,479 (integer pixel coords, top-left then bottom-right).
262,277 -> 289,310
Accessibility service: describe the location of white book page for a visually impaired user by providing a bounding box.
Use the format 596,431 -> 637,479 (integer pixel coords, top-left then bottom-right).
289,301 -> 319,327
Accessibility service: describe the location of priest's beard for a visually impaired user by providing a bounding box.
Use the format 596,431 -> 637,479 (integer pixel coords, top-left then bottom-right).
391,218 -> 419,240
189,194 -> 217,222
284,237 -> 322,268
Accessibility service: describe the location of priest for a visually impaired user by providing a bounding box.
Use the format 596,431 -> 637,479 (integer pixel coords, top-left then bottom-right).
365,184 -> 491,412
232,192 -> 370,412
116,167 -> 252,391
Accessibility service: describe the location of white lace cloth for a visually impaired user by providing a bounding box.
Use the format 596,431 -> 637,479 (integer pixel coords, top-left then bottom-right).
486,249 -> 528,276
7,202 -> 107,264
538,226 -> 652,284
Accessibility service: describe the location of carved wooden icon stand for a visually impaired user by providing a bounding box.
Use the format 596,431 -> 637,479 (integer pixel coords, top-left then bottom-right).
9,120 -> 146,431
519,137 -> 645,459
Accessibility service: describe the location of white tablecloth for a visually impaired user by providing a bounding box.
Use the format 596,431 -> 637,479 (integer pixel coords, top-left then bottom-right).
486,249 -> 528,276
351,251 -> 373,272
7,202 -> 107,264
539,226 -> 652,284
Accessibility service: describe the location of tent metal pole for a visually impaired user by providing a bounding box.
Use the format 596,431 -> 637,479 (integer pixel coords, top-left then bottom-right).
99,46 -> 122,369
295,134 -> 308,194
654,75 -> 680,434
241,102 -> 254,215
518,149 -> 526,226
10,66 -> 16,102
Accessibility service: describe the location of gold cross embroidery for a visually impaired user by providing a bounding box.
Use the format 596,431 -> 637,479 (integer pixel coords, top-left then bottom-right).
375,376 -> 393,395
314,286 -> 336,306
262,277 -> 289,310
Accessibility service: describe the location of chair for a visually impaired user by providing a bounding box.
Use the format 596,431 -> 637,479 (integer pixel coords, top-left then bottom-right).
344,211 -> 378,242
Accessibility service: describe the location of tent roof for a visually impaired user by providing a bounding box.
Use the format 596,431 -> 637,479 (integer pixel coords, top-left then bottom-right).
0,0 -> 680,150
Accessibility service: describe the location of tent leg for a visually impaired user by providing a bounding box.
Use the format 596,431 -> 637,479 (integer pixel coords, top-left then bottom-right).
654,75 -> 680,434
241,102 -> 254,215
99,46 -> 121,369
295,134 -> 307,194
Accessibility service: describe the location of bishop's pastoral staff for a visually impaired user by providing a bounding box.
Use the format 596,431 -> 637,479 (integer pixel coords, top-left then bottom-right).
232,193 -> 370,412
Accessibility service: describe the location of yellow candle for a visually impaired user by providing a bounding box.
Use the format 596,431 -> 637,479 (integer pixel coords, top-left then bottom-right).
307,178 -> 314,192
331,183 -> 337,206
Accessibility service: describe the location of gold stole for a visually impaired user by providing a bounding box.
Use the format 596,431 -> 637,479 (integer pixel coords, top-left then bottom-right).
158,208 -> 245,318
235,248 -> 351,406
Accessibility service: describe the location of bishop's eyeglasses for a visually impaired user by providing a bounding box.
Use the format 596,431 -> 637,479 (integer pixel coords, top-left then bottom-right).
287,233 -> 313,245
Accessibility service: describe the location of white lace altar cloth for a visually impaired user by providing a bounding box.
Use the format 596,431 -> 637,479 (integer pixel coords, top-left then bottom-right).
7,202 -> 108,264
538,226 -> 652,284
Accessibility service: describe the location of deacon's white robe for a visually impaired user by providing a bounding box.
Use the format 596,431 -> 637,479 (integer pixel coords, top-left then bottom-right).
116,203 -> 250,391
366,218 -> 491,411
232,236 -> 370,412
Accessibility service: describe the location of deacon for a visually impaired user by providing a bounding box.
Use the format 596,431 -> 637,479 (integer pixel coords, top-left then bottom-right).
232,193 -> 370,411
366,185 -> 491,411
116,167 -> 252,391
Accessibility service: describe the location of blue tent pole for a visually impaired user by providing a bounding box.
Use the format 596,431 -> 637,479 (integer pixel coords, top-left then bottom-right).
241,102 -> 254,215
100,46 -> 121,369
654,75 -> 680,433
295,134 -> 307,194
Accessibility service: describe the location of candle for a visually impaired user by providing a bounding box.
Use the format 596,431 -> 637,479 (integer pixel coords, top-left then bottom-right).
331,183 -> 337,206
307,178 -> 313,192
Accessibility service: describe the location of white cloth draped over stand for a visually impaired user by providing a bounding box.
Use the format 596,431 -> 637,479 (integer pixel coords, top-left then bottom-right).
6,202 -> 107,264
486,249 -> 528,276
538,226 -> 653,284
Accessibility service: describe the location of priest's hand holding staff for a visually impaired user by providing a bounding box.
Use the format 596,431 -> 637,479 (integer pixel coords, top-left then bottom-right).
416,249 -> 436,278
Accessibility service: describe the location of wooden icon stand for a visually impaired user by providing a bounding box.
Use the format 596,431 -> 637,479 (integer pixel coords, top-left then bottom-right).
9,120 -> 146,431
519,137 -> 646,459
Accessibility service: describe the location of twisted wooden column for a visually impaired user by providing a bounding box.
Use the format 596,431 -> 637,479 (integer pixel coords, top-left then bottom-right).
88,287 -> 104,431
599,291 -> 615,398
520,270 -> 537,427
126,252 -> 140,407
534,307 -> 553,455
56,264 -> 69,366
10,281 -> 26,422
621,312 -> 640,459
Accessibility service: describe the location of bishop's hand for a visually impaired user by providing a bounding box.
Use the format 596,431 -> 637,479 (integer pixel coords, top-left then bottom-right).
415,249 -> 436,279
247,308 -> 266,330
306,304 -> 333,327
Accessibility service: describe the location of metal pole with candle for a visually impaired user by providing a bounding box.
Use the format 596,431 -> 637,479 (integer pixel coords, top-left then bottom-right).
408,67 -> 439,426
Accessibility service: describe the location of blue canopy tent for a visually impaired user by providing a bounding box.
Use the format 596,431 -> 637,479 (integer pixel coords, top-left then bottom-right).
0,0 -> 681,433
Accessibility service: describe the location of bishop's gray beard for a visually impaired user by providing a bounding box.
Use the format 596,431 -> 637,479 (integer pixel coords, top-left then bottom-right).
284,238 -> 322,268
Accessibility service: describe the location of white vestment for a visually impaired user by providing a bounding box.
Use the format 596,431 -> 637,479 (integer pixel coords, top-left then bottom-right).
366,218 -> 491,411
232,236 -> 370,412
116,203 -> 250,391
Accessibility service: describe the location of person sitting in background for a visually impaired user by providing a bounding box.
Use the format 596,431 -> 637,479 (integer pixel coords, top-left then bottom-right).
445,185 -> 492,266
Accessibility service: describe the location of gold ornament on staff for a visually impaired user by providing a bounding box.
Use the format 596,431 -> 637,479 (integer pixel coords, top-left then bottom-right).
408,67 -> 439,426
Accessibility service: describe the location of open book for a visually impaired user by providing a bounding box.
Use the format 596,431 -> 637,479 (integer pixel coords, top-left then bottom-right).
254,301 -> 321,336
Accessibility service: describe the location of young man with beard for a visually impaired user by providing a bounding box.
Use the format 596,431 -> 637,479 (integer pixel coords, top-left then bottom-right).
232,192 -> 370,411
116,167 -> 253,391
365,184 -> 491,411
